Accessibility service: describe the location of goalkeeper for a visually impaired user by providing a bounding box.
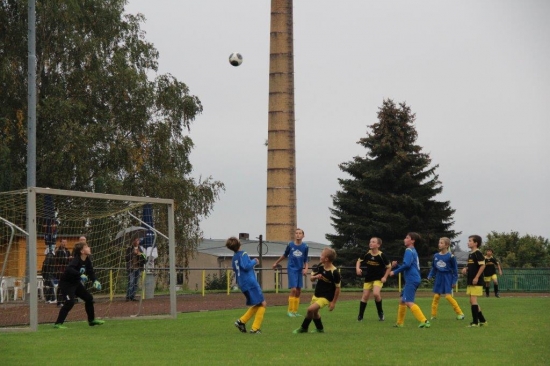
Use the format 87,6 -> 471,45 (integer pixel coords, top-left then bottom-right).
53,241 -> 105,329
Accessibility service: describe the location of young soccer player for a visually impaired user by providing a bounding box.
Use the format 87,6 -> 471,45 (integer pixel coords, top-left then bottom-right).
390,232 -> 431,328
272,228 -> 309,317
427,237 -> 465,320
293,247 -> 340,334
53,241 -> 104,329
484,248 -> 503,298
356,237 -> 391,321
227,236 -> 266,334
461,235 -> 488,327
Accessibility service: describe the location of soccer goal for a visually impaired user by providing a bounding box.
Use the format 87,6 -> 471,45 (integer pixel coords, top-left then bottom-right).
0,187 -> 176,332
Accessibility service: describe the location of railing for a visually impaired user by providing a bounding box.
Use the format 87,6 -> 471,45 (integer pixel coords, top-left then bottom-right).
90,266 -> 550,297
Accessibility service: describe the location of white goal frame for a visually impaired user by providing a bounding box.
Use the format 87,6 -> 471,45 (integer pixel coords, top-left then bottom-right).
1,187 -> 176,332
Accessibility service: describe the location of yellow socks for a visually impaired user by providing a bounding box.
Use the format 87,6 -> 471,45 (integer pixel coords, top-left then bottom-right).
397,304 -> 407,325
288,296 -> 300,313
445,294 -> 463,315
251,306 -> 266,331
241,306 -> 259,323
431,294 -> 440,317
410,304 -> 427,323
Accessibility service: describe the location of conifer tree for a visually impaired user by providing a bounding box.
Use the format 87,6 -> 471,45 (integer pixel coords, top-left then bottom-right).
327,99 -> 458,272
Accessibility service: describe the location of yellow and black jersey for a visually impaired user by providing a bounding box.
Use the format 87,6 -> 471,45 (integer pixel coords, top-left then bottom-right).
313,264 -> 341,301
467,249 -> 486,285
357,250 -> 391,282
484,257 -> 499,277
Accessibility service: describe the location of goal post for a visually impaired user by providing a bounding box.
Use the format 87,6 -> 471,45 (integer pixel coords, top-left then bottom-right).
0,187 -> 176,332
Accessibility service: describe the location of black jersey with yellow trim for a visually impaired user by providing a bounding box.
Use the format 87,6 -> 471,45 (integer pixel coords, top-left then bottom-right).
313,264 -> 341,301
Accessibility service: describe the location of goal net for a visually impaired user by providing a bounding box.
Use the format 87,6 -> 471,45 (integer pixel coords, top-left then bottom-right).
0,187 -> 176,331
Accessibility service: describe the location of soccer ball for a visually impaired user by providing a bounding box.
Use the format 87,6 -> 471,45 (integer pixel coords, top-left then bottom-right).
228,52 -> 243,67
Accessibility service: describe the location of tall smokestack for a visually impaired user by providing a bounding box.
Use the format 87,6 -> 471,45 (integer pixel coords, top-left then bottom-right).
266,0 -> 296,241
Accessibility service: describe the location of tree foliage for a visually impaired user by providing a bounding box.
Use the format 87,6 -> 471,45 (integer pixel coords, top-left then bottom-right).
485,231 -> 550,268
0,0 -> 224,267
327,99 -> 458,269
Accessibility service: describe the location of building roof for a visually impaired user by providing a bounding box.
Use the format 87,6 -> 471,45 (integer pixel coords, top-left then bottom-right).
197,239 -> 328,259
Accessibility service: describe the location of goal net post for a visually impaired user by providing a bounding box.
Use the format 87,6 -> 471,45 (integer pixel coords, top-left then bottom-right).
0,187 -> 176,332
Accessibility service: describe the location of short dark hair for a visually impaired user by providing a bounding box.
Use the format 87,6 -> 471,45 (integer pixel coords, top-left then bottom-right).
225,237 -> 241,252
72,242 -> 87,257
469,235 -> 482,248
407,232 -> 421,244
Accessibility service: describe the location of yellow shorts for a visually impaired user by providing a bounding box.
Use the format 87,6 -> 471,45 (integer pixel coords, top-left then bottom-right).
363,281 -> 384,290
483,275 -> 498,282
466,286 -> 484,296
310,296 -> 330,309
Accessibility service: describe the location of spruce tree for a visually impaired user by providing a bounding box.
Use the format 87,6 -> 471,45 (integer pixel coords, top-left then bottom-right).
327,99 -> 458,272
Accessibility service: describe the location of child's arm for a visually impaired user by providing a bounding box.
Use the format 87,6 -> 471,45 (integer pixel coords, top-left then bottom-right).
497,261 -> 503,276
356,258 -> 362,276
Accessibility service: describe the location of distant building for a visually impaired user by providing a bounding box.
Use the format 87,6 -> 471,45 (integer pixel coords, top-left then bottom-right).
186,237 -> 329,291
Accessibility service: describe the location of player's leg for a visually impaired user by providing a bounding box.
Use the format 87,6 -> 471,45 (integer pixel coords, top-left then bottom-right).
493,275 -> 500,297
54,283 -> 75,328
249,287 -> 266,333
358,283 -> 371,321
293,273 -> 304,316
372,282 -> 385,321
287,271 -> 298,316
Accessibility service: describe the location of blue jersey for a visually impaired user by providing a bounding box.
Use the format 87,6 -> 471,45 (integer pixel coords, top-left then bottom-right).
392,247 -> 421,284
428,252 -> 458,294
283,242 -> 309,271
231,250 -> 258,292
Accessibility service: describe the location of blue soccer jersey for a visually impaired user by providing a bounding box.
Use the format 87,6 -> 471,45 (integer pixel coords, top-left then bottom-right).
283,242 -> 309,271
428,252 -> 458,294
392,247 -> 421,285
231,251 -> 258,292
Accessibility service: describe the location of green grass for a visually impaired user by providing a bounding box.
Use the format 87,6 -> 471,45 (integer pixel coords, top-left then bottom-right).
1,296 -> 549,365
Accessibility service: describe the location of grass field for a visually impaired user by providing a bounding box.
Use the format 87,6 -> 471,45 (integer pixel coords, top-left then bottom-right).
1,296 -> 549,365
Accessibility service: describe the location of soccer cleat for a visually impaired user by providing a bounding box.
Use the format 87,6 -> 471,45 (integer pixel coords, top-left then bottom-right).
468,322 -> 479,327
89,319 -> 105,326
292,327 -> 308,334
287,312 -> 296,318
430,316 -> 437,320
479,321 -> 488,327
310,328 -> 324,333
249,329 -> 262,334
418,320 -> 431,328
357,315 -> 363,321
457,314 -> 465,320
485,293 -> 490,297
294,313 -> 303,317
234,319 -> 246,333
495,293 -> 500,298
53,324 -> 67,329
393,323 -> 404,328
378,313 -> 385,321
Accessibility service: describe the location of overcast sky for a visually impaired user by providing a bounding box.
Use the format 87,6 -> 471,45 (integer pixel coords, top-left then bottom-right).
125,0 -> 549,249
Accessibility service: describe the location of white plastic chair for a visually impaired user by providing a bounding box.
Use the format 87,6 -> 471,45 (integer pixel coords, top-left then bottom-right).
36,275 -> 45,301
0,278 -> 7,303
7,277 -> 26,301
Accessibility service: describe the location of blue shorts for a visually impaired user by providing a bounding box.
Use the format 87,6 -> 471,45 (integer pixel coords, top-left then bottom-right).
243,284 -> 264,306
401,281 -> 420,303
433,274 -> 454,294
288,269 -> 304,289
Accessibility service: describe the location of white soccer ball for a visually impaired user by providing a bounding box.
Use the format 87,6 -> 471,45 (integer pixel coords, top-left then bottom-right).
228,52 -> 243,67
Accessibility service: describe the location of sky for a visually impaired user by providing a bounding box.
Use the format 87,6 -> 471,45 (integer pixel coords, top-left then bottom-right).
125,0 -> 550,249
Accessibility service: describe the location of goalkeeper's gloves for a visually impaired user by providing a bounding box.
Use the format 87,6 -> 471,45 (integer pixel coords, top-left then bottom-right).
93,280 -> 102,290
80,274 -> 88,284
